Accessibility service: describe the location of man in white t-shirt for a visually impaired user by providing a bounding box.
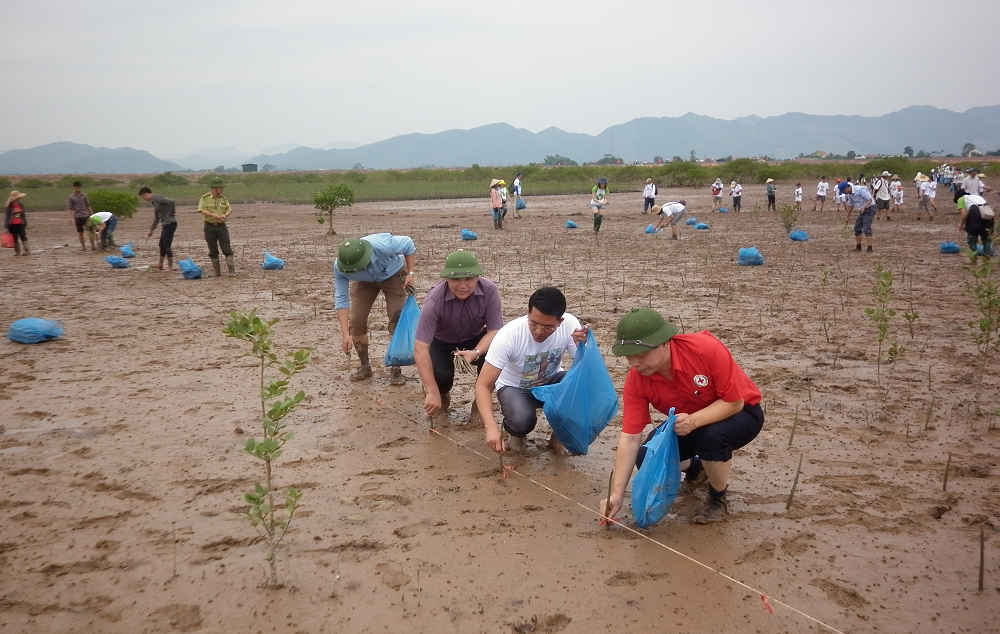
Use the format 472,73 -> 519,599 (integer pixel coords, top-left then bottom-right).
475,287 -> 589,454
651,200 -> 687,239
871,171 -> 891,220
813,177 -> 829,211
512,173 -> 523,218
961,168 -> 983,202
925,177 -> 938,213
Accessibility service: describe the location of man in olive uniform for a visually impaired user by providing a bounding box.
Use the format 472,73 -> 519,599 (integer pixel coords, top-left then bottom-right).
197,176 -> 236,276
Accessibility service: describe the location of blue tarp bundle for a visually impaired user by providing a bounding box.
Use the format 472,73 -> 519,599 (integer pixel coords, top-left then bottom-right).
738,247 -> 765,266
384,294 -> 419,366
531,330 -> 619,456
120,243 -> 137,258
685,217 -> 697,225
461,229 -> 478,240
178,258 -> 203,279
939,241 -> 961,254
630,408 -> 681,528
694,222 -> 710,230
7,318 -> 64,344
789,229 -> 809,241
104,255 -> 129,268
718,207 -> 730,213
565,220 -> 578,228
644,224 -> 660,234
262,252 -> 286,270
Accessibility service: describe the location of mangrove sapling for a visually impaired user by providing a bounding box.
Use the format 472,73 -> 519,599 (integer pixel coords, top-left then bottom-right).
963,256 -> 1000,366
863,261 -> 898,386
820,267 -> 830,285
778,204 -> 799,235
313,184 -> 355,235
223,309 -> 313,587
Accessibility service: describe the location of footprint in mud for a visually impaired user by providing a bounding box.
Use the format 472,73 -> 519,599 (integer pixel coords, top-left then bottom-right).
809,578 -> 868,608
375,562 -> 411,589
736,540 -> 776,564
780,532 -> 815,556
393,524 -> 422,539
377,436 -> 413,449
604,571 -> 667,586
147,604 -> 202,632
511,614 -> 572,633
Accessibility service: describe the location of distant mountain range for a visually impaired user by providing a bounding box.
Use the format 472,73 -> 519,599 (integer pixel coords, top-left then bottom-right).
2,106 -> 998,174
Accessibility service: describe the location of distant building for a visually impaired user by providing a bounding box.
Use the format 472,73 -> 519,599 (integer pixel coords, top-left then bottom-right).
242,163 -> 258,173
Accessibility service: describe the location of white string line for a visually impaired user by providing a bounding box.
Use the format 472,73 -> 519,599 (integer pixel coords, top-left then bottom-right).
374,396 -> 847,634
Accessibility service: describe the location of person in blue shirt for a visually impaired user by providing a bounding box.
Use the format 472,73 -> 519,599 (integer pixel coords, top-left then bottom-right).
334,234 -> 417,384
844,182 -> 876,252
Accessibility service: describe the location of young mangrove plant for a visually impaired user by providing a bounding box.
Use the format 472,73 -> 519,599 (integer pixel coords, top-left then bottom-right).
863,261 -> 898,385
964,255 -> 1000,367
778,203 -> 799,235
223,309 -> 313,587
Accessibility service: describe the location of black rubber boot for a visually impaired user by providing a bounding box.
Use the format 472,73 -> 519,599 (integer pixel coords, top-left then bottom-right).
692,486 -> 728,524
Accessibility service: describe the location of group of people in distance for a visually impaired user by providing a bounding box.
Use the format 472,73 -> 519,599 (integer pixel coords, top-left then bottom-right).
487,173 -> 524,229
331,234 -> 764,525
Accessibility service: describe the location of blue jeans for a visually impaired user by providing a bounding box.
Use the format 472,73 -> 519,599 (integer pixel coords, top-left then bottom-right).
496,371 -> 566,437
492,207 -> 502,221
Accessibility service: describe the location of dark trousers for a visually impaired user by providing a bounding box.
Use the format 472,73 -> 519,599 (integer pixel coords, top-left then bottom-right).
203,222 -> 233,258
496,371 -> 566,437
637,403 -> 764,468
159,222 -> 178,257
429,332 -> 487,395
7,225 -> 27,245
732,195 -> 742,211
767,195 -> 776,211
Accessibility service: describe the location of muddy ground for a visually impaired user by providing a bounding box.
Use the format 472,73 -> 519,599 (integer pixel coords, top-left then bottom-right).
1,183 -> 997,634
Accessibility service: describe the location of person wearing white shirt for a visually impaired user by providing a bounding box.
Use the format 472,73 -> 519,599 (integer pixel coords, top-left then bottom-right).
794,183 -> 803,212
916,177 -> 933,220
652,201 -> 687,239
813,177 -> 829,211
642,178 -> 657,214
475,287 -> 589,454
871,171 -> 891,220
729,181 -> 743,212
926,178 -> 938,213
512,173 -> 524,218
890,176 -> 904,215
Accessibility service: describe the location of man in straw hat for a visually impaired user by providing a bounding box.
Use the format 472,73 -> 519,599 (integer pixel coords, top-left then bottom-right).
489,179 -> 504,230
334,233 -> 417,385
599,308 -> 763,524
197,177 -> 237,276
475,286 -> 589,454
765,178 -> 776,211
651,200 -> 687,240
5,191 -> 30,255
414,250 -> 504,427
914,172 -> 933,221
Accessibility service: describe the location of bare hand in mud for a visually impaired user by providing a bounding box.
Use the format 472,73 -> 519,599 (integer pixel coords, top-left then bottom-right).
341,335 -> 352,355
485,427 -> 504,454
598,493 -> 622,526
424,392 -> 442,416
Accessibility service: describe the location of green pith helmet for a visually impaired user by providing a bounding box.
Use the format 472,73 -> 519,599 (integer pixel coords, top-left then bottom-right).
440,249 -> 484,279
337,238 -> 373,273
209,176 -> 225,187
611,308 -> 678,356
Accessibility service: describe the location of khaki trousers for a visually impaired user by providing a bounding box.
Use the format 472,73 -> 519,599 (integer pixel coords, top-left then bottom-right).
348,271 -> 407,346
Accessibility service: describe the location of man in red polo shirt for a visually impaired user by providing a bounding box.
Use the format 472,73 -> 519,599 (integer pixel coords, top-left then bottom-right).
599,308 -> 764,524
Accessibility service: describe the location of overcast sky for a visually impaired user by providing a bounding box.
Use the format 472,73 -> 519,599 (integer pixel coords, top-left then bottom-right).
4,0 -> 999,159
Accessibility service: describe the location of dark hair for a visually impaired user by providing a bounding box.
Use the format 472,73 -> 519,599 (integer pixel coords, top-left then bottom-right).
72,181 -> 82,187
138,186 -> 152,195
954,189 -> 967,203
528,286 -> 566,317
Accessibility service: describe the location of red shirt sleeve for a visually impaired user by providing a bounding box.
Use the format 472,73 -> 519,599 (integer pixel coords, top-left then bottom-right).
622,369 -> 653,435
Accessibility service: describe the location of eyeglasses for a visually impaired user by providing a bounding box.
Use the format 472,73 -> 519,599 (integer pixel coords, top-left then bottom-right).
527,319 -> 559,333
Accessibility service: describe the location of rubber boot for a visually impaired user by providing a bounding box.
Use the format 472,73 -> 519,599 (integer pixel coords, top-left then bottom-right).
498,219 -> 504,230
351,344 -> 373,381
226,255 -> 237,277
493,220 -> 498,230
692,486 -> 729,524
13,241 -> 20,256
21,241 -> 29,256
593,214 -> 603,233
166,256 -> 173,270
211,257 -> 222,277
389,366 -> 405,386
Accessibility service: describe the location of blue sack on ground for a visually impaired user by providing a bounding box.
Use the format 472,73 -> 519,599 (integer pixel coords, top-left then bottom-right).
385,293 -> 419,367
685,217 -> 697,225
262,252 -> 286,270
938,241 -> 961,254
789,229 -> 809,241
515,199 -> 527,211
178,258 -> 203,279
644,224 -> 660,234
565,220 -> 578,228
7,318 -> 64,344
718,207 -> 730,213
695,222 -> 710,230
738,247 -> 765,266
461,229 -> 478,241
104,255 -> 129,268
531,330 -> 618,456
630,408 -> 680,529
120,242 -> 136,258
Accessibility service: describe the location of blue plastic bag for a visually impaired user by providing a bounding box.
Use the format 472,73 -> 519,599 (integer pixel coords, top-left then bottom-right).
939,241 -> 961,254
694,223 -> 710,230
565,220 -> 578,228
789,229 -> 809,241
385,294 -> 419,366
644,224 -> 660,234
515,198 -> 527,211
685,217 -> 697,226
104,255 -> 129,268
7,318 -> 64,344
630,408 -> 681,529
178,258 -> 203,279
718,207 -> 730,213
738,247 -> 765,266
262,252 -> 286,270
120,242 -> 136,258
461,229 -> 478,241
531,330 -> 619,455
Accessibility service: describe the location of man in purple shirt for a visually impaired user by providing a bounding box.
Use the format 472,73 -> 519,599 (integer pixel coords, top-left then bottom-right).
414,250 -> 504,427
844,181 -> 877,253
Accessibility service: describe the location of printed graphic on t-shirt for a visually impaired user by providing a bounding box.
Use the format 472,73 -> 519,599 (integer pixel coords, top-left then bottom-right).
520,350 -> 564,388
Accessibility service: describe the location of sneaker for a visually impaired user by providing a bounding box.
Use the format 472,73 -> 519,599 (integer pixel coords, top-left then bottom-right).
350,365 -> 373,381
388,366 -> 405,386
505,435 -> 526,453
691,486 -> 729,524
